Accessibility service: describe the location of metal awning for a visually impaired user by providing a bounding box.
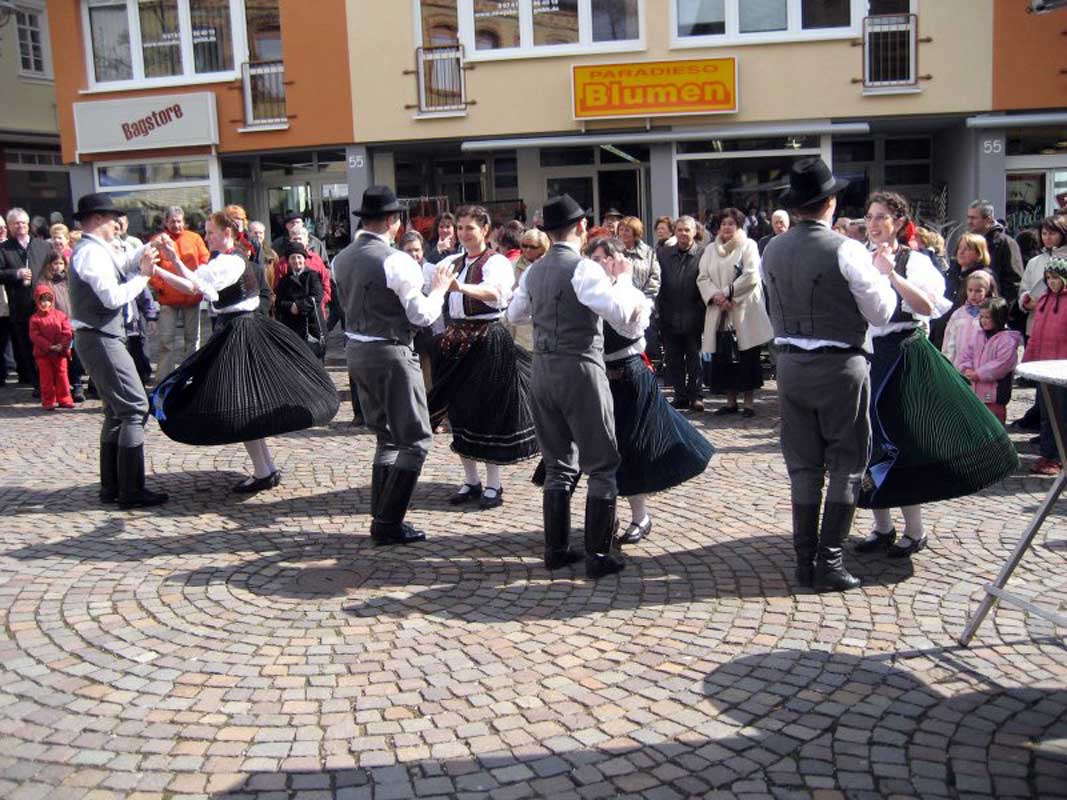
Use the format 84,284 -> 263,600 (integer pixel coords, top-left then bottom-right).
966,112 -> 1067,129
460,121 -> 870,152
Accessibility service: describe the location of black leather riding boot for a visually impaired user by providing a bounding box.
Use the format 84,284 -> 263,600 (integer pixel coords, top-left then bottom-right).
370,463 -> 391,518
543,489 -> 582,570
100,442 -> 119,504
371,466 -> 426,545
792,502 -> 820,588
584,496 -> 624,579
814,502 -> 862,593
117,445 -> 168,509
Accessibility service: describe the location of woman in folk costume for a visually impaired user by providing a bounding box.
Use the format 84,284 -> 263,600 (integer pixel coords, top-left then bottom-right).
856,191 -> 1017,558
428,205 -> 540,510
150,211 -> 339,493
535,237 -> 713,544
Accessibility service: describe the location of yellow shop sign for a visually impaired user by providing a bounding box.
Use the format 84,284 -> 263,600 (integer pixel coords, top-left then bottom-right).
572,58 -> 738,121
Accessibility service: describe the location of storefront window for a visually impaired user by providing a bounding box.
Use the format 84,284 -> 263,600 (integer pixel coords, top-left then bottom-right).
138,0 -> 182,78
95,159 -> 213,235
1054,170 -> 1067,214
540,147 -> 594,167
107,186 -> 212,236
1006,173 -> 1047,235
457,0 -> 639,55
677,155 -> 808,221
1007,128 -> 1067,157
98,160 -> 210,186
677,0 -> 853,40
676,136 -> 819,155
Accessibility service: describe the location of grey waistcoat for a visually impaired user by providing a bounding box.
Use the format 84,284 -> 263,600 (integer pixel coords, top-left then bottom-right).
525,244 -> 604,363
333,234 -> 415,346
69,237 -> 127,338
763,220 -> 871,351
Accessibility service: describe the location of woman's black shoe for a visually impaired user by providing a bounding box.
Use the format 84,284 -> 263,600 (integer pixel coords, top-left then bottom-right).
233,470 -> 281,494
740,407 -> 755,418
479,486 -> 504,510
887,534 -> 927,558
619,516 -> 652,545
855,527 -> 896,553
449,483 -> 482,505
713,405 -> 739,416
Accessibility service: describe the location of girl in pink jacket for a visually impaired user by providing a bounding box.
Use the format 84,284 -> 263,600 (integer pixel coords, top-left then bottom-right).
957,297 -> 1022,424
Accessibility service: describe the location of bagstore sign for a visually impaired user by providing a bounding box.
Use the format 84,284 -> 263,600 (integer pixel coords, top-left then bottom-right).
572,58 -> 738,121
73,92 -> 219,155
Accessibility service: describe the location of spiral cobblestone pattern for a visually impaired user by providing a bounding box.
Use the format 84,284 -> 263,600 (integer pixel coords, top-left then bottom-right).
0,369 -> 1065,799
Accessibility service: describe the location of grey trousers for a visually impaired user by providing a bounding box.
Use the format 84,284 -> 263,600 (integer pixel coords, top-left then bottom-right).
529,354 -> 620,498
347,340 -> 433,470
75,330 -> 150,448
776,350 -> 871,506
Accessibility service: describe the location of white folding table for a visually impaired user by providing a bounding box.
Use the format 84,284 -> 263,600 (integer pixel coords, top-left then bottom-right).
960,359 -> 1067,646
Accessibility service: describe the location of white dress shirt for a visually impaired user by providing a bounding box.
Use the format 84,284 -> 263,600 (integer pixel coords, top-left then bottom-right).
507,241 -> 649,343
346,230 -> 446,342
441,250 -> 513,321
70,233 -> 149,330
870,247 -> 951,338
191,253 -> 259,315
774,223 -> 898,350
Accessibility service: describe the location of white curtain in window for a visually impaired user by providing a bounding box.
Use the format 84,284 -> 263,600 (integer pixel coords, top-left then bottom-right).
88,0 -> 133,81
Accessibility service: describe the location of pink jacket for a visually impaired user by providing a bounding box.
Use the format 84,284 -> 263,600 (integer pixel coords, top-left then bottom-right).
958,326 -> 1023,404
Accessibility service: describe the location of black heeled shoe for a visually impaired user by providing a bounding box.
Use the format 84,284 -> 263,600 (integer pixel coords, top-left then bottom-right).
855,527 -> 896,554
887,534 -> 927,559
479,486 -> 504,510
233,470 -> 281,494
713,405 -> 739,416
618,516 -> 652,545
449,483 -> 482,505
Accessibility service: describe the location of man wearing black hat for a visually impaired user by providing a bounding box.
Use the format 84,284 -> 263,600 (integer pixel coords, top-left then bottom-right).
507,194 -> 648,579
272,212 -> 328,262
762,158 -> 897,593
68,193 -> 168,508
333,186 -> 454,545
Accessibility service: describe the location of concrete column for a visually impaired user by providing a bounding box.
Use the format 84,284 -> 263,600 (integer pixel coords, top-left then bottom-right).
69,163 -> 95,201
649,142 -> 675,219
346,145 -> 372,209
516,148 -> 542,223
974,128 -> 1007,220
371,150 -> 395,190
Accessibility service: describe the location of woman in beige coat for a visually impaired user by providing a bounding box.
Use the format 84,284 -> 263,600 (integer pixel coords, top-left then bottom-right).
697,207 -> 774,417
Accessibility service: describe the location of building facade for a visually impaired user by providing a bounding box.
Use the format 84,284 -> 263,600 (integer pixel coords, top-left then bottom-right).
347,0 -> 1065,239
47,0 -> 355,248
0,1 -> 72,222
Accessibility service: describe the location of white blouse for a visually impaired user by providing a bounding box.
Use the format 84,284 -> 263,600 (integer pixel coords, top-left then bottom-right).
442,251 -> 514,321
192,253 -> 259,314
870,247 -> 952,338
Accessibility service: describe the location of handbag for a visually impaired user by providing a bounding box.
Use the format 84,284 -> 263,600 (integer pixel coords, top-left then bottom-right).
716,317 -> 741,365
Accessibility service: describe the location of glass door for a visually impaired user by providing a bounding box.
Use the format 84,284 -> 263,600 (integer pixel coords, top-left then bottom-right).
1052,169 -> 1067,215
266,184 -> 313,241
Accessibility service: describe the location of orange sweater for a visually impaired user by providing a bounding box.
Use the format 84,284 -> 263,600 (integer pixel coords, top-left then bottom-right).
150,229 -> 210,307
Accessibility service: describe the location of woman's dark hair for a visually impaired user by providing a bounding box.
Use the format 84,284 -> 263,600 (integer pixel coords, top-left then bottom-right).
456,205 -> 491,228
713,207 -> 746,228
39,253 -> 67,282
497,221 -> 524,250
866,191 -> 910,219
584,236 -> 624,259
654,215 -> 674,234
399,230 -> 425,248
981,296 -> 1010,330
434,212 -> 455,235
1040,214 -> 1067,244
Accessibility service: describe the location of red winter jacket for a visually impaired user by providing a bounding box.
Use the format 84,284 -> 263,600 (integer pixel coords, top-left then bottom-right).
28,284 -> 72,359
1023,288 -> 1067,363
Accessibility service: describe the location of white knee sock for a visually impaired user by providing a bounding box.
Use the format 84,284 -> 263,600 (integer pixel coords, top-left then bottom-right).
461,457 -> 480,486
627,494 -> 649,525
485,464 -> 502,491
244,439 -> 273,479
871,508 -> 894,535
901,504 -> 924,541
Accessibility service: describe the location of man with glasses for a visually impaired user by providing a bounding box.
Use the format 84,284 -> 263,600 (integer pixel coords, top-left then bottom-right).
69,193 -> 168,509
151,206 -> 209,380
0,207 -> 53,388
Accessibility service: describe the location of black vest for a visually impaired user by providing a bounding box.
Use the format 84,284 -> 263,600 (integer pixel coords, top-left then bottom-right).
333,234 -> 417,346
214,251 -> 259,310
524,244 -> 603,362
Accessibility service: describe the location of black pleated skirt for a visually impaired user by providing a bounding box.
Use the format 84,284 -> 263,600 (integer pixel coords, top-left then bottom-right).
150,312 -> 340,446
859,328 -> 1018,509
703,345 -> 763,393
428,321 -> 539,464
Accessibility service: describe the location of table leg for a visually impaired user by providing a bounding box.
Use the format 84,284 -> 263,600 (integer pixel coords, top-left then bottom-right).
959,382 -> 1067,646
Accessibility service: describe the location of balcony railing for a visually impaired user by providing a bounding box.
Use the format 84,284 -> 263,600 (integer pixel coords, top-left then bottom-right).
411,45 -> 469,114
242,60 -> 288,126
862,13 -> 918,88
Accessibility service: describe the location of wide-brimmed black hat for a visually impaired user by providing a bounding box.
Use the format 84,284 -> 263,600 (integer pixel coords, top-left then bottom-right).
602,207 -> 624,219
778,158 -> 849,209
72,192 -> 123,221
353,185 -> 403,218
284,241 -> 309,259
539,194 -> 587,231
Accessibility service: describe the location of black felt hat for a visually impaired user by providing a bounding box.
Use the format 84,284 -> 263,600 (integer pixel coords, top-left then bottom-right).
284,241 -> 309,259
72,192 -> 123,221
539,194 -> 587,231
353,185 -> 403,217
778,158 -> 849,209
283,211 -> 303,225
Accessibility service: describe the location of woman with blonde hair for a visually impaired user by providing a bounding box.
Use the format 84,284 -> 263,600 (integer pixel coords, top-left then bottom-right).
509,228 -> 549,351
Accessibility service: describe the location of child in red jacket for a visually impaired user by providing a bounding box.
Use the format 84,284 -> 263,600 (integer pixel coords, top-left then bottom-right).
28,284 -> 74,410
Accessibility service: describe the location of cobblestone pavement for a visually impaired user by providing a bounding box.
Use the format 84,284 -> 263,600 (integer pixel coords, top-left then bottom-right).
0,360 -> 1065,799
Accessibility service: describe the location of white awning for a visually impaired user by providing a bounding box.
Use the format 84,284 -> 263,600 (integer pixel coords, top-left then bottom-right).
459,121 -> 870,152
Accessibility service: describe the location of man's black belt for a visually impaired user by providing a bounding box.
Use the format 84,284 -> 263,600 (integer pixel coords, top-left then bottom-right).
774,343 -> 866,355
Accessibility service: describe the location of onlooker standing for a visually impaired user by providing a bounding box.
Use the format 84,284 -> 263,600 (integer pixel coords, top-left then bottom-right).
425,212 -> 461,264
151,206 -> 209,379
619,216 -> 661,367
1022,257 -> 1067,475
966,200 -> 1023,303
28,284 -> 74,410
272,212 -> 327,262
758,210 -> 790,255
656,215 -> 706,411
1019,215 -> 1067,333
248,220 -> 268,262
653,216 -> 675,248
37,252 -> 85,401
601,207 -> 624,237
0,207 -> 53,387
50,224 -> 72,261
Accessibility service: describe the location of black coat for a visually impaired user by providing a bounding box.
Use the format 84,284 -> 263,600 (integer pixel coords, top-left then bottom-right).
655,241 -> 706,335
984,223 -> 1020,303
274,268 -> 324,340
0,238 -> 53,319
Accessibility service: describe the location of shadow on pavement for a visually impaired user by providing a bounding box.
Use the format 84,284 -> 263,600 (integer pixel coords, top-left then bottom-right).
207,646 -> 1067,799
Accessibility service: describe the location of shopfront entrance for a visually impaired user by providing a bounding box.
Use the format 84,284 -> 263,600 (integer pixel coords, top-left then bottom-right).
540,145 -> 648,225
